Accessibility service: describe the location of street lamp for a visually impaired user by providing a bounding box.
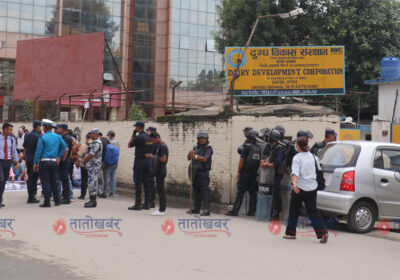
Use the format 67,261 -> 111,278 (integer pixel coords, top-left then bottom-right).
228,8 -> 304,111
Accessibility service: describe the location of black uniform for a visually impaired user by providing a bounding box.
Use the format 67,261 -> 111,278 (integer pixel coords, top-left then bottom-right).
270,143 -> 285,219
60,134 -> 73,203
23,129 -> 41,201
152,142 -> 168,212
129,131 -> 153,208
310,141 -> 326,156
227,142 -> 261,216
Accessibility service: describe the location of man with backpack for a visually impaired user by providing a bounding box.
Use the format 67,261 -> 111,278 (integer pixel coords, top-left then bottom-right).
226,130 -> 261,217
102,130 -> 120,197
98,132 -> 110,198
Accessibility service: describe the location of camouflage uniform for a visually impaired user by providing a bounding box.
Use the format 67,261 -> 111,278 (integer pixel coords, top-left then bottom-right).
85,138 -> 102,196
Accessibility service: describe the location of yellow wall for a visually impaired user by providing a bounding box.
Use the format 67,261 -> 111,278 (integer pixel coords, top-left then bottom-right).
392,124 -> 400,144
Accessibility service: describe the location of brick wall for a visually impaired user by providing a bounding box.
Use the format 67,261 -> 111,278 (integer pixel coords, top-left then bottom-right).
11,113 -> 339,203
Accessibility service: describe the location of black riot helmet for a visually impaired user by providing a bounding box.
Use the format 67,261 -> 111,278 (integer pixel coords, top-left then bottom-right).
246,130 -> 259,141
269,129 -> 281,143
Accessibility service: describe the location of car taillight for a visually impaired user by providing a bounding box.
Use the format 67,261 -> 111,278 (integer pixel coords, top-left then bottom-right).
340,171 -> 355,192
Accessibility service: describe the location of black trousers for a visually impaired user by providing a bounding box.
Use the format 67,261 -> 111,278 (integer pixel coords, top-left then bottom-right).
26,160 -> 39,198
133,158 -> 152,205
0,160 -> 12,203
58,159 -> 71,199
285,189 -> 327,238
39,161 -> 59,202
236,170 -> 258,213
272,174 -> 283,217
80,166 -> 88,196
155,166 -> 167,212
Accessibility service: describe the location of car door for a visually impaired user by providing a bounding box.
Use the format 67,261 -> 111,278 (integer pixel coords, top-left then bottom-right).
373,148 -> 400,218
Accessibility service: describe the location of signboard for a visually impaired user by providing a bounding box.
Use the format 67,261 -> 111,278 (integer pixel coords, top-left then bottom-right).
392,124 -> 400,144
225,46 -> 345,96
339,129 -> 360,141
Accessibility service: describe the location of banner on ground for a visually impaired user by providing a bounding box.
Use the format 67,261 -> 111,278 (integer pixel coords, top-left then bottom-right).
225,46 -> 345,97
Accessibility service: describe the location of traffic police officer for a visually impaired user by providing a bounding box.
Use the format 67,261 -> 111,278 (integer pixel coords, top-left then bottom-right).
33,119 -> 66,208
226,130 -> 261,216
128,121 -> 153,210
23,120 -> 42,204
56,124 -> 73,204
187,131 -> 213,216
81,128 -> 103,208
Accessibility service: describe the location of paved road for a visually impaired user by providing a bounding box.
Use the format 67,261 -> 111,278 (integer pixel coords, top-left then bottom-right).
0,191 -> 399,280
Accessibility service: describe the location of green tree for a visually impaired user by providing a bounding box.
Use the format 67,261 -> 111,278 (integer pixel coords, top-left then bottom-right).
216,0 -> 400,120
22,99 -> 33,121
128,103 -> 147,121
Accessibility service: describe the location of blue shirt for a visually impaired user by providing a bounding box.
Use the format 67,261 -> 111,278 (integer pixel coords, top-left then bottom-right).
33,131 -> 67,164
0,135 -> 19,161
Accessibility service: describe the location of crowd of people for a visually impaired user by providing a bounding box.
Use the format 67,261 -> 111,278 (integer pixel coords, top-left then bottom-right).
0,120 -> 121,209
0,119 -> 337,241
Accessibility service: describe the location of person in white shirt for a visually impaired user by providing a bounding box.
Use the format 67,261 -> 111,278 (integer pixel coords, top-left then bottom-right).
16,128 -> 25,154
71,164 -> 82,189
283,136 -> 328,243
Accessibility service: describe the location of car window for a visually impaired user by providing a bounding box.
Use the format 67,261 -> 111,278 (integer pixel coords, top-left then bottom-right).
374,149 -> 400,171
319,143 -> 360,168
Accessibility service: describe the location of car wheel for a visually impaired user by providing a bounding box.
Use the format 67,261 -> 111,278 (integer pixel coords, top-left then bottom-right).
347,201 -> 376,233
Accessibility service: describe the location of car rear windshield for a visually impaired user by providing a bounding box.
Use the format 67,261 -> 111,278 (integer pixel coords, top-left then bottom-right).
319,143 -> 361,168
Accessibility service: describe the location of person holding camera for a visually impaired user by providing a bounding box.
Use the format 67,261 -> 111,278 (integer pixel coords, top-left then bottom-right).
128,121 -> 153,211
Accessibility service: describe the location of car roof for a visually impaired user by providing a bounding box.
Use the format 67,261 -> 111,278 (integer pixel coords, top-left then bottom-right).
330,141 -> 400,148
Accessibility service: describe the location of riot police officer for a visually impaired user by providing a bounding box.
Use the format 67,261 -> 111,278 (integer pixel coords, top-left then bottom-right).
262,129 -> 285,220
128,121 -> 153,210
33,119 -> 66,208
81,128 -> 103,208
187,131 -> 213,216
226,130 -> 261,216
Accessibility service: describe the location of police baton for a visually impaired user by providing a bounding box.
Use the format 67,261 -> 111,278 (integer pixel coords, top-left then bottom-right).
189,159 -> 193,215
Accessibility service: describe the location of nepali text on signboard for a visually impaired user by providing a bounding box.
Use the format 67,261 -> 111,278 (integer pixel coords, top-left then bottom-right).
225,46 -> 345,96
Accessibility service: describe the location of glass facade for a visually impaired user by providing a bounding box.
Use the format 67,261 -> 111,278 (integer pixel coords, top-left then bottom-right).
170,0 -> 223,94
0,0 -> 59,36
131,0 -> 157,105
0,0 -> 123,120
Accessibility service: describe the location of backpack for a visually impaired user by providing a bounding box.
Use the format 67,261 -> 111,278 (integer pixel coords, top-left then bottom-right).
70,140 -> 81,164
243,143 -> 261,171
104,143 -> 120,165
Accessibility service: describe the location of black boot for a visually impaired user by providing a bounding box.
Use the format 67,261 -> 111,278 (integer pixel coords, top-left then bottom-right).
200,191 -> 210,216
128,197 -> 141,210
226,195 -> 243,216
27,196 -> 40,204
84,196 -> 97,208
39,199 -> 51,208
186,191 -> 201,214
247,193 -> 257,216
78,194 -> 85,200
60,197 -> 71,205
